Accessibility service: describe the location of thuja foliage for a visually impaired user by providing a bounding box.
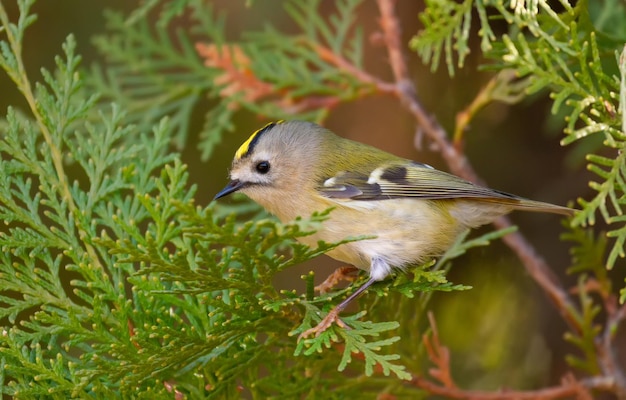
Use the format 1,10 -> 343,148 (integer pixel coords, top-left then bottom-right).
89,0 -> 373,160
0,0 -> 492,397
1,0 -> 622,398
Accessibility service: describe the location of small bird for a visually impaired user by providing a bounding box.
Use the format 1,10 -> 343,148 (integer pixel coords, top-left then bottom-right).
214,120 -> 574,338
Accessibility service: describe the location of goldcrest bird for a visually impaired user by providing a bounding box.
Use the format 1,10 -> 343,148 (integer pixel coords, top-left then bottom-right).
214,120 -> 574,338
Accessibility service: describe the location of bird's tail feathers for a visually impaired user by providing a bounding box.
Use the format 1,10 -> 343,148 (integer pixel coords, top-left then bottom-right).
483,197 -> 575,216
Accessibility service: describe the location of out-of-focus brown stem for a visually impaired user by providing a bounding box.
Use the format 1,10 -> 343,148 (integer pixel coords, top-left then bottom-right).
453,75 -> 499,149
409,314 -> 610,400
409,375 -> 610,400
600,303 -> 626,398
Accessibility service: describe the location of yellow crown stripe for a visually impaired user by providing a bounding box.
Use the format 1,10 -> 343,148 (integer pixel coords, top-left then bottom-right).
234,131 -> 260,159
235,120 -> 284,160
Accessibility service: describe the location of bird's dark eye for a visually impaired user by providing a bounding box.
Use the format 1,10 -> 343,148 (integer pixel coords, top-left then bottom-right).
255,161 -> 270,174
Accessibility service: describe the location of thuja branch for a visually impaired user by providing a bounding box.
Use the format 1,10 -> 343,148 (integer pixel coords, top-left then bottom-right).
0,3 -> 103,270
0,4 -> 71,209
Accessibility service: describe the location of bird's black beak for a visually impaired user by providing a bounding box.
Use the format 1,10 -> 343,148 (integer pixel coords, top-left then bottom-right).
214,179 -> 246,200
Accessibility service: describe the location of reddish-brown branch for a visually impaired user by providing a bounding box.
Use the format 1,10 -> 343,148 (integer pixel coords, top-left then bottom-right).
422,312 -> 455,388
409,375 -> 605,400
196,43 -> 345,112
411,314 -> 610,400
599,303 -> 626,397
494,219 -> 582,331
311,42 -> 396,93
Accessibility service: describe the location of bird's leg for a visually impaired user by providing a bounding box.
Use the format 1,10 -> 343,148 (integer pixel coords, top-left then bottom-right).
315,266 -> 359,294
298,277 -> 378,340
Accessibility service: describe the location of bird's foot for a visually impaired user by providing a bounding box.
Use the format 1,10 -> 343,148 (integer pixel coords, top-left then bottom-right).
298,307 -> 348,340
315,266 -> 359,294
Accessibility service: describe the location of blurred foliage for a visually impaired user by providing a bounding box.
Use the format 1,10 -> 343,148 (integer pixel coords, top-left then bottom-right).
89,0 -> 372,161
0,0 -> 624,398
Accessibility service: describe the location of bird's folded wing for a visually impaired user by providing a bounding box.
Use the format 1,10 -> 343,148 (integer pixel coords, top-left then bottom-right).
317,163 -> 521,201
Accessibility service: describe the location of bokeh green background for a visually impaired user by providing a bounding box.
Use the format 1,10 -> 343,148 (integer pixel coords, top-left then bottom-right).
2,0 -> 621,392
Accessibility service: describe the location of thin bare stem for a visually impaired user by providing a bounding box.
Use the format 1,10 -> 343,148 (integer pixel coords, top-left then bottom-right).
409,375 -> 609,400
454,69 -> 528,148
599,303 -> 626,399
411,314 -> 611,400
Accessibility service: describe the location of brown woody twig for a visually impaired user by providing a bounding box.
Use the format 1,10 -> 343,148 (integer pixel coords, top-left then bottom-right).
422,312 -> 455,389
411,313 -> 608,400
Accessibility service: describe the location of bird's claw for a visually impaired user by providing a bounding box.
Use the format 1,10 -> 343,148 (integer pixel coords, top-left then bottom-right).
298,308 -> 349,341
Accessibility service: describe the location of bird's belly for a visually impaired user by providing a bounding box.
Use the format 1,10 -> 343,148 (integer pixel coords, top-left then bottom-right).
298,198 -> 464,272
